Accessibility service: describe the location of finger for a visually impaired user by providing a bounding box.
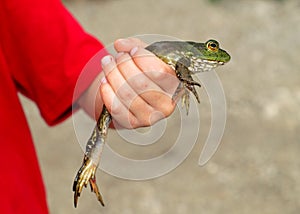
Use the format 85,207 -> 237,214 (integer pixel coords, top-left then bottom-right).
114,38 -> 147,52
130,47 -> 178,116
101,55 -> 155,128
101,55 -> 155,125
101,55 -> 136,108
116,51 -> 175,118
130,47 -> 180,96
100,78 -> 137,129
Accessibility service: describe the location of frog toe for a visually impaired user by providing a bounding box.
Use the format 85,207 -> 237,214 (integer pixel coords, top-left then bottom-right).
73,156 -> 104,207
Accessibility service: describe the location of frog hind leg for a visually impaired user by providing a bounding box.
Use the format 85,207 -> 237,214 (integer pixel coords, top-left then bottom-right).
173,59 -> 201,114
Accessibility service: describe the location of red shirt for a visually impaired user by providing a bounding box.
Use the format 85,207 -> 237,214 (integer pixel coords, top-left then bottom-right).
0,0 -> 104,213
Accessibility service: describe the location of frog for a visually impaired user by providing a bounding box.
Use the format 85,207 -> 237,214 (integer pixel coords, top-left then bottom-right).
72,39 -> 231,207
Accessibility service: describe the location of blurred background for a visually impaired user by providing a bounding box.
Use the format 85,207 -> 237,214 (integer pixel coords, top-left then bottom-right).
21,0 -> 300,213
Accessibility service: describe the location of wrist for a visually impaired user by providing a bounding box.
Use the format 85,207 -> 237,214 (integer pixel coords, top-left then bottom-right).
77,73 -> 104,120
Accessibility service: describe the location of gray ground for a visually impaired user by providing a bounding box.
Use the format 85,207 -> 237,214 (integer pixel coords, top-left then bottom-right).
21,0 -> 300,213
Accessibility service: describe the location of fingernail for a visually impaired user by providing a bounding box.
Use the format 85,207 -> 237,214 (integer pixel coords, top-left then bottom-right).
130,46 -> 138,56
100,77 -> 107,84
115,52 -> 125,59
101,55 -> 113,66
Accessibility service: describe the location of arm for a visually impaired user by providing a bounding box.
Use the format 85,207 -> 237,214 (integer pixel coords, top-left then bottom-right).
0,0 -> 104,125
1,0 -> 177,128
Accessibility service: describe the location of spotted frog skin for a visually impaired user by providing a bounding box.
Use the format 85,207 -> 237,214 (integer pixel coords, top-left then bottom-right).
72,39 -> 230,207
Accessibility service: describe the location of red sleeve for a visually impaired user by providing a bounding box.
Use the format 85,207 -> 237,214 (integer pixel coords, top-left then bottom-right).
0,0 -> 105,125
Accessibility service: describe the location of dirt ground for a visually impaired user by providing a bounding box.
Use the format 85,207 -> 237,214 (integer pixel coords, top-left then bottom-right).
21,0 -> 300,213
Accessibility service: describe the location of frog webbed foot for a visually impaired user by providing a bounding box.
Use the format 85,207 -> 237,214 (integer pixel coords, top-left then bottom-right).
73,156 -> 104,207
172,82 -> 200,115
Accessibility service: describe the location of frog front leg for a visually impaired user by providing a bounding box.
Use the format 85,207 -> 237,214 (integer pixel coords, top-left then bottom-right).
173,57 -> 201,114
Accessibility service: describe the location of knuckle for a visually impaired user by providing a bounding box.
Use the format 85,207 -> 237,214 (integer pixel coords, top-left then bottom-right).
117,87 -> 135,103
136,111 -> 152,127
128,117 -> 140,129
150,69 -> 166,80
110,101 -> 123,116
159,101 -> 175,118
140,118 -> 151,127
132,77 -> 149,93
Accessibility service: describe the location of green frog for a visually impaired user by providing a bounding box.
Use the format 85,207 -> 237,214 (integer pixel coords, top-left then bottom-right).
72,39 -> 231,207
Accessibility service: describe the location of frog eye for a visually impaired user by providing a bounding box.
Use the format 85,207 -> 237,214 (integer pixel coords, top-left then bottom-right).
206,40 -> 219,52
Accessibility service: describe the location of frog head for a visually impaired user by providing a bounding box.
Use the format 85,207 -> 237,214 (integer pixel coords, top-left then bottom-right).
192,39 -> 231,64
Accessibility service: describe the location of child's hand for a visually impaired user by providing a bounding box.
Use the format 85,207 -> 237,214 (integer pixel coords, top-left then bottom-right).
100,38 -> 179,129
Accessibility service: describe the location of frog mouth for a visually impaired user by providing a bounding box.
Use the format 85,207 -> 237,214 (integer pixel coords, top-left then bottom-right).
201,59 -> 225,65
